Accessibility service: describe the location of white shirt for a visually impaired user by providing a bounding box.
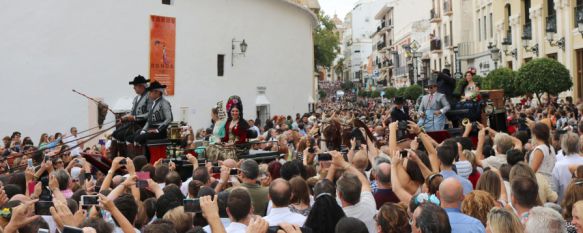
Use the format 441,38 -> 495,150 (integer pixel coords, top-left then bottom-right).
552,154 -> 583,202
64,135 -> 81,156
203,218 -> 231,233
225,222 -> 247,233
266,196 -> 314,215
263,207 -> 306,226
181,177 -> 192,196
342,192 -> 377,233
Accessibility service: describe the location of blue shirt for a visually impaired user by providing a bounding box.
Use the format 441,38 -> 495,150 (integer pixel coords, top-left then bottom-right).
444,208 -> 485,233
441,170 -> 473,195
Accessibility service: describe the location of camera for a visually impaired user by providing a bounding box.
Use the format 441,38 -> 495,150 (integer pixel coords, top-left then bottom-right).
317,153 -> 332,161
81,195 -> 99,209
397,120 -> 409,141
35,201 -> 53,216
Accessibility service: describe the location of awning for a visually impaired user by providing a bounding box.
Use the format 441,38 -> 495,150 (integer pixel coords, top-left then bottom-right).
255,94 -> 271,106
111,97 -> 134,113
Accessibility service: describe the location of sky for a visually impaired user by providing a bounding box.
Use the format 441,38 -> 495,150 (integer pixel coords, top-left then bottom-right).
319,0 -> 357,19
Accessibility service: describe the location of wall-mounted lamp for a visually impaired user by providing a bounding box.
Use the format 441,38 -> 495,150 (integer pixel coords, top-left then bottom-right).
231,38 -> 248,66
501,39 -> 518,60
521,29 -> 539,57
546,15 -> 565,51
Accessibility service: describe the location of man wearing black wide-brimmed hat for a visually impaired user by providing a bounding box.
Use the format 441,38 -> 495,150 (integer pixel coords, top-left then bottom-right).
112,75 -> 151,147
390,96 -> 410,122
134,81 -> 173,154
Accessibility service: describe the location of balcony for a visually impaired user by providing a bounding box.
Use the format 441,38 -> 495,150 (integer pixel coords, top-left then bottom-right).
430,39 -> 442,52
504,29 -> 512,44
382,59 -> 393,68
376,41 -> 386,50
522,22 -> 532,40
546,14 -> 557,34
394,66 -> 409,77
430,9 -> 441,23
574,4 -> 583,26
443,0 -> 452,16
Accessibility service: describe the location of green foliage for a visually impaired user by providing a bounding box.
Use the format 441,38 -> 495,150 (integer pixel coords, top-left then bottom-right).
405,85 -> 423,100
517,58 -> 572,101
454,74 -> 484,96
318,90 -> 327,99
314,12 -> 340,68
358,90 -> 369,97
396,87 -> 407,99
370,90 -> 381,98
384,87 -> 398,99
341,80 -> 354,91
484,68 -> 523,98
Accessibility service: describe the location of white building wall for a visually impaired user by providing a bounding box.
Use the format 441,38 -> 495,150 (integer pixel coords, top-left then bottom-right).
0,0 -> 315,139
349,0 -> 390,77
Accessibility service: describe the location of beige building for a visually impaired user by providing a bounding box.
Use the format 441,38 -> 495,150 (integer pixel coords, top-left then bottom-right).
429,0 -> 456,74
371,5 -> 395,86
493,0 -> 582,97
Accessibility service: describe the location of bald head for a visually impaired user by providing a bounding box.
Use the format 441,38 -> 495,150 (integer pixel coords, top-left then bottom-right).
269,178 -> 291,207
439,178 -> 463,204
375,163 -> 391,185
223,159 -> 236,168
352,150 -> 368,171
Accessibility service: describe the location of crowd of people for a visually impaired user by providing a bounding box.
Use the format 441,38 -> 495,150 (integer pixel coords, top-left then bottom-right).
2,78 -> 583,233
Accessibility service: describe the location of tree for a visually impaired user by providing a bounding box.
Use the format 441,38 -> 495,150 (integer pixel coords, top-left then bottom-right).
396,87 -> 407,99
341,80 -> 354,91
517,58 -> 572,103
405,85 -> 423,100
318,90 -> 327,99
384,87 -> 398,99
314,12 -> 340,68
484,68 -> 523,98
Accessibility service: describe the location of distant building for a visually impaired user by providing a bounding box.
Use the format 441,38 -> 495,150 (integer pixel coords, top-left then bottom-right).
0,0 -> 318,138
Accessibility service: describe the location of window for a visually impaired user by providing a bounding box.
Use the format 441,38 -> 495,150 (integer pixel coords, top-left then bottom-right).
217,54 -> 225,77
478,18 -> 482,41
483,15 -> 487,41
162,0 -> 172,5
524,0 -> 531,24
490,13 -> 493,38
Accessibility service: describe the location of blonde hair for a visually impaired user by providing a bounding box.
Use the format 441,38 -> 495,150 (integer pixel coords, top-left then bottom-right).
463,150 -> 477,168
163,206 -> 193,233
487,208 -> 524,233
461,190 -> 497,225
573,200 -> 583,222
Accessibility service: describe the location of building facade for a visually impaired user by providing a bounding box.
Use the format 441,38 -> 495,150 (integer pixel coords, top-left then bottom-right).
493,0 -> 583,97
0,0 -> 317,138
456,0 -> 496,77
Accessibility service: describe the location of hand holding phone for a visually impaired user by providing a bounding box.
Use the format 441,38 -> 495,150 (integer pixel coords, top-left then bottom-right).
399,150 -> 408,158
136,172 -> 150,188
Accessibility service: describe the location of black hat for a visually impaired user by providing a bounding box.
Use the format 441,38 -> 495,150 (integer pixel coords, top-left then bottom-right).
147,81 -> 167,91
129,75 -> 150,85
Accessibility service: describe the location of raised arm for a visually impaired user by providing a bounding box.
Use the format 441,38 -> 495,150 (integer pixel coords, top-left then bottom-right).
100,157 -> 124,192
390,152 -> 413,203
331,151 -> 370,192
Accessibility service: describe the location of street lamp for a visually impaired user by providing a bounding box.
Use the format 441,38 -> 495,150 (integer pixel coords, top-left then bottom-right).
487,42 -> 500,69
231,38 -> 248,66
521,26 -> 539,57
546,15 -> 565,51
453,46 -> 462,79
501,39 -> 518,60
